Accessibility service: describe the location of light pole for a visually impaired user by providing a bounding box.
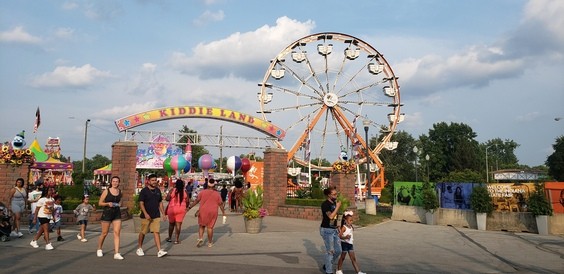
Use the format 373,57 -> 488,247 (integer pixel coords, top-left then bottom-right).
82,119 -> 90,173
413,146 -> 419,182
425,154 -> 430,182
363,118 -> 376,215
363,119 -> 371,199
485,144 -> 496,183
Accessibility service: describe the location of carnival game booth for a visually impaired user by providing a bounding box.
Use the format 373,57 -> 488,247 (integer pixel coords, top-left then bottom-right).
94,163 -> 112,187
29,139 -> 73,186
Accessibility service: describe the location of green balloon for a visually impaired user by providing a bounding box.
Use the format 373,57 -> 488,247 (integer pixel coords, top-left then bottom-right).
163,156 -> 173,175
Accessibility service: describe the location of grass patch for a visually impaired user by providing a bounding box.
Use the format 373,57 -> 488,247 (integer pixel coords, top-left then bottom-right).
357,208 -> 392,227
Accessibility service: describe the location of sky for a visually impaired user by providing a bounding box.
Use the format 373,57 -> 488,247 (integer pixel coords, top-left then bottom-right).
1,0 -> 563,169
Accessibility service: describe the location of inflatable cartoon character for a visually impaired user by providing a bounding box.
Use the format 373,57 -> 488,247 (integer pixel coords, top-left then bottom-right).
339,150 -> 348,161
12,130 -> 26,150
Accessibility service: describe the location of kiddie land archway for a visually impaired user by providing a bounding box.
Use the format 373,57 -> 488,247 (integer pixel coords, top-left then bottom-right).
114,106 -> 286,141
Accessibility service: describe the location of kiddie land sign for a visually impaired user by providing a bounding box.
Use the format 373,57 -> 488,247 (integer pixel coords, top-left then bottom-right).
114,106 -> 285,140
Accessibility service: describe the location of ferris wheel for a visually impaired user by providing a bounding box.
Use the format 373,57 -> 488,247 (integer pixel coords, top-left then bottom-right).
258,32 -> 403,174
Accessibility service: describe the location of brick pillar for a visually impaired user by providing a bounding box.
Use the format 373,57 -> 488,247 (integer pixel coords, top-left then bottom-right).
111,141 -> 138,215
331,172 -> 358,219
0,163 -> 31,204
262,148 -> 288,216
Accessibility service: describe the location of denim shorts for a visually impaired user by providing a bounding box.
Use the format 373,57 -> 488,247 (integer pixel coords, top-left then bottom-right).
341,241 -> 354,252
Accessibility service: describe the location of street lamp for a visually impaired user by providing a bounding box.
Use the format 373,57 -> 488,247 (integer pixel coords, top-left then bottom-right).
485,144 -> 497,183
82,119 -> 90,173
363,118 -> 376,215
413,146 -> 419,182
425,154 -> 430,182
363,119 -> 371,199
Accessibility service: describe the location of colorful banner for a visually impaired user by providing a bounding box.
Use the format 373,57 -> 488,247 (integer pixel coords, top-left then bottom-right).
437,182 -> 475,209
136,135 -> 183,169
114,106 -> 286,140
245,161 -> 264,187
486,183 -> 535,212
546,182 -> 564,214
394,182 -> 425,206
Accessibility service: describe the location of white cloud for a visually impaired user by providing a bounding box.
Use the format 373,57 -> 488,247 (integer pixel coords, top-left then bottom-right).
126,63 -> 163,96
395,0 -> 564,98
516,112 -> 541,122
62,1 -> 79,10
54,27 -> 74,39
30,64 -> 112,88
94,101 -> 158,120
193,10 -> 225,26
0,26 -> 42,44
169,16 -> 315,79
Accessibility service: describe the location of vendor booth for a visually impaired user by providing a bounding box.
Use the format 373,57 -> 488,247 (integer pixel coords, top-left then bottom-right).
29,138 -> 73,186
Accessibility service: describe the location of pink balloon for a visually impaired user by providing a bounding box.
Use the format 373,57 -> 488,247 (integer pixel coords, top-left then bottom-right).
198,154 -> 214,170
171,155 -> 187,172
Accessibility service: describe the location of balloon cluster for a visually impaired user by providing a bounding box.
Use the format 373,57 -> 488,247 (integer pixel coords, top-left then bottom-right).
227,156 -> 252,176
162,144 -> 193,177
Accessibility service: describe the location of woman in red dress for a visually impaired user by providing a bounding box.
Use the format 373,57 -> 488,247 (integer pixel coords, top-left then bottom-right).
188,178 -> 225,248
166,179 -> 188,244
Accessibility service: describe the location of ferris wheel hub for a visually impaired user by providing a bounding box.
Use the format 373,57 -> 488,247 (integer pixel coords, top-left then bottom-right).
323,93 -> 339,107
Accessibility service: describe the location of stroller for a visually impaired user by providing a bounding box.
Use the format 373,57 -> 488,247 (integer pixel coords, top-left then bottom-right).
0,204 -> 11,242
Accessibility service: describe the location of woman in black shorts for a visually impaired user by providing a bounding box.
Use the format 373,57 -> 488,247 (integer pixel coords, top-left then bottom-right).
96,176 -> 124,260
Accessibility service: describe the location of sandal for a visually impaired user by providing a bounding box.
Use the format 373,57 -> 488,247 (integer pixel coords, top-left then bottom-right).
196,238 -> 204,248
165,238 -> 172,242
174,241 -> 180,244
207,242 -> 213,248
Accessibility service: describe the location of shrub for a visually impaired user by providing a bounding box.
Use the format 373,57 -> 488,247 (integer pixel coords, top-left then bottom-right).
422,182 -> 439,213
528,182 -> 553,216
470,184 -> 493,214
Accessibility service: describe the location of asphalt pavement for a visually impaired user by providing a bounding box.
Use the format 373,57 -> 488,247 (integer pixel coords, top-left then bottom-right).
1,204 -> 563,274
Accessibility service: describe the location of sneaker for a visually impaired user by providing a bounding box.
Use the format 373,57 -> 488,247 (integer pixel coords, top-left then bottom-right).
113,253 -> 124,260
358,272 -> 366,274
77,234 -> 82,240
157,249 -> 167,258
30,240 -> 39,248
196,238 -> 204,247
81,238 -> 88,242
336,270 -> 343,274
136,248 -> 144,257
45,243 -> 54,250
57,236 -> 64,241
17,231 -> 23,237
10,231 -> 18,237
96,249 -> 103,257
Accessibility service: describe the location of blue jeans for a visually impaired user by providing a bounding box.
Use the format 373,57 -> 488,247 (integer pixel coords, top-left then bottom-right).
320,227 -> 341,273
29,213 -> 39,232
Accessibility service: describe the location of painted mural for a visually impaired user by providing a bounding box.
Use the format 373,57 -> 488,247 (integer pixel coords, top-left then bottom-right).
136,135 -> 183,169
436,182 -> 474,209
486,183 -> 534,212
546,182 -> 564,214
394,182 -> 424,207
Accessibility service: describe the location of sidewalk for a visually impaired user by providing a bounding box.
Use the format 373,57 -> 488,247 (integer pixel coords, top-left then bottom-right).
1,206 -> 563,274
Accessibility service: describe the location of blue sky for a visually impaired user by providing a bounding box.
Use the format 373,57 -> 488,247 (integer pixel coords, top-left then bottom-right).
1,0 -> 563,168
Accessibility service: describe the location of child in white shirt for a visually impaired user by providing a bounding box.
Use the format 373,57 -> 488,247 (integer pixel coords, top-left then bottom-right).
336,212 -> 365,274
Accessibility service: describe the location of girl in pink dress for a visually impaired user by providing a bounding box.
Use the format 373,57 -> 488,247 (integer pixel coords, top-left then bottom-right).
166,179 -> 188,244
188,178 -> 225,248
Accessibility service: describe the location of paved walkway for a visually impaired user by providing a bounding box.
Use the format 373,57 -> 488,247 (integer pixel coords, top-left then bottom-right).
1,206 -> 563,274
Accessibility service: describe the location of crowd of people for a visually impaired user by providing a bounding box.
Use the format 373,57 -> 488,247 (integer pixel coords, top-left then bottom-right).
2,175 -> 369,273
1,175 -> 246,260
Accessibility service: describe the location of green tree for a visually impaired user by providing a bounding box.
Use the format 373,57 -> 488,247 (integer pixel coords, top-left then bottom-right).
420,122 -> 480,180
72,154 -> 111,180
482,138 -> 520,173
546,136 -> 564,181
177,126 -> 209,171
379,130 -> 417,182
